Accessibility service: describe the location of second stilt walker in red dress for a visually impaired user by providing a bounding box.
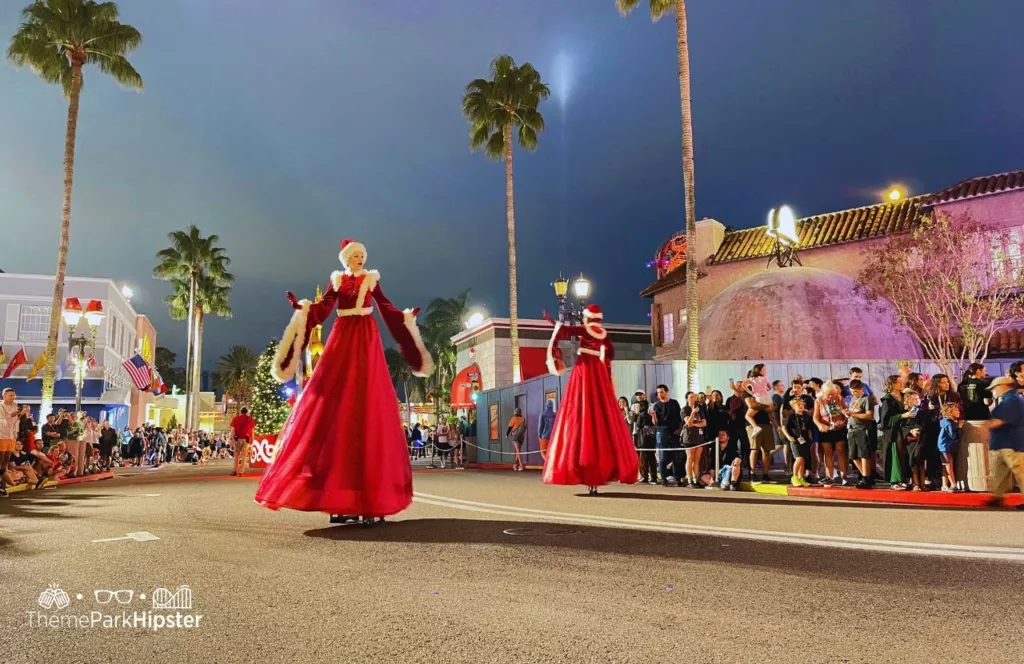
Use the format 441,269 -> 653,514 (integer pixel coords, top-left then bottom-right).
255,238 -> 432,524
542,304 -> 639,494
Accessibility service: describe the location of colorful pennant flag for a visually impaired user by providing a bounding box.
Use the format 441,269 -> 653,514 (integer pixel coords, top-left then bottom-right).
26,352 -> 47,381
2,347 -> 27,379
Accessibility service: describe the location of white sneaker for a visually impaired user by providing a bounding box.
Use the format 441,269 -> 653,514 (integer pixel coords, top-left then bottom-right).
666,476 -> 678,485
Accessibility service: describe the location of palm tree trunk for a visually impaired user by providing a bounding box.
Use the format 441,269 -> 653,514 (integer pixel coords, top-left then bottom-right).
183,274 -> 196,429
39,63 -> 84,420
503,122 -> 521,384
675,0 -> 699,391
191,310 -> 204,430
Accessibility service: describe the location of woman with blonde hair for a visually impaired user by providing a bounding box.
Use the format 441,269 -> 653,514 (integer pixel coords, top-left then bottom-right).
813,381 -> 849,485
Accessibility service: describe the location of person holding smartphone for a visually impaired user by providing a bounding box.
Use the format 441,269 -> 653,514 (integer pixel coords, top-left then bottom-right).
0,388 -> 21,496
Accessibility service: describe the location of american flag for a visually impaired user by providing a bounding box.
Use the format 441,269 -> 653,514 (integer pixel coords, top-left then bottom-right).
121,354 -> 153,391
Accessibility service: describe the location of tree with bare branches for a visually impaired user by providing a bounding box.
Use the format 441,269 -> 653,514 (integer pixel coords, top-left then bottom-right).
858,211 -> 1024,378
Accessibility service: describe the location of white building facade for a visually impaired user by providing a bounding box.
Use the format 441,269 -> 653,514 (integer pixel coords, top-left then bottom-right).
0,272 -> 151,428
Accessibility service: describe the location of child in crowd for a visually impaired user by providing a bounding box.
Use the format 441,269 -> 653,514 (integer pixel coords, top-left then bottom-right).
782,397 -> 814,487
46,443 -> 70,481
845,379 -> 876,489
937,402 -> 962,493
743,364 -> 773,436
900,389 -> 925,491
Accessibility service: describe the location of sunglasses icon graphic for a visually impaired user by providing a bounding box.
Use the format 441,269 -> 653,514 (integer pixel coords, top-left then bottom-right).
94,590 -> 134,605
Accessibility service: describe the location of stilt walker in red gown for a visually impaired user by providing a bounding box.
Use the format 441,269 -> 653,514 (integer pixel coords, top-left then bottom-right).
542,305 -> 639,495
255,238 -> 433,525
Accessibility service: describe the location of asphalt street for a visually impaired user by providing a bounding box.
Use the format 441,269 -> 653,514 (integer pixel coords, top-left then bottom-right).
2,462 -> 1022,664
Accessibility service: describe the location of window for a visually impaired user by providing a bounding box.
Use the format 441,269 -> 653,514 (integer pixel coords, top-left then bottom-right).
989,228 -> 1024,283
662,312 -> 675,345
18,306 -> 51,341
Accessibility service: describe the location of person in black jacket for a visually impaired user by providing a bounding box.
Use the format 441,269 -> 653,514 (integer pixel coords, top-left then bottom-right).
958,363 -> 992,421
97,421 -> 119,470
878,375 -> 910,488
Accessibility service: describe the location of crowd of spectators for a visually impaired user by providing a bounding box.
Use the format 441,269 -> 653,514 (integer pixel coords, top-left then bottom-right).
617,362 -> 1024,503
406,416 -> 470,469
0,386 -> 235,497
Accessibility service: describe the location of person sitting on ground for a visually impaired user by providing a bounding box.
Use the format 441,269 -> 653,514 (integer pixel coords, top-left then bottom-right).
715,430 -> 742,491
46,443 -> 70,481
10,440 -> 49,489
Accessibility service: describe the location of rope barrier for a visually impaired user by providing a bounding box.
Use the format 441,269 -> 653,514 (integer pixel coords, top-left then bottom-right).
422,437 -> 718,457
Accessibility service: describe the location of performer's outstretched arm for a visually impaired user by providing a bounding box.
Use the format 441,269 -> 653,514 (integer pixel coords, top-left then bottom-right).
543,312 -> 582,377
371,284 -> 434,378
273,285 -> 338,383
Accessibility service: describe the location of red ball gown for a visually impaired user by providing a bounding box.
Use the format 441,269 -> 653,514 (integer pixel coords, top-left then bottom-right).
255,268 -> 432,517
541,313 -> 639,487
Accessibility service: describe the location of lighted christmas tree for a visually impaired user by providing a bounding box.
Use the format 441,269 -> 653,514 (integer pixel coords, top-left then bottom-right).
250,340 -> 291,435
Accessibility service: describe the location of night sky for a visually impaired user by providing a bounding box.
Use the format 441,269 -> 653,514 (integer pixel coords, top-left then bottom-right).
2,0 -> 1022,367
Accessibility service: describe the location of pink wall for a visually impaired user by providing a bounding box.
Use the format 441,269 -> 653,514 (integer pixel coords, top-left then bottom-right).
933,190 -> 1024,232
649,189 -> 1024,360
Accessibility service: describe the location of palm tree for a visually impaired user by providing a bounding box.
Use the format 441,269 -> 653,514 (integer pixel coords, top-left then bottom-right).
617,0 -> 699,390
154,226 -> 232,428
385,347 -> 412,424
424,290 -> 471,415
462,56 -> 549,384
215,345 -> 257,408
7,0 -> 142,417
161,273 -> 232,428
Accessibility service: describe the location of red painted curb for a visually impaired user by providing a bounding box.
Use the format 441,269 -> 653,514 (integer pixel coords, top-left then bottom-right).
57,472 -> 114,486
788,484 -> 1023,507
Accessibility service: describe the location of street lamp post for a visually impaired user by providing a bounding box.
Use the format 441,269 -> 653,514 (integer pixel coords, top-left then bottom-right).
551,273 -> 592,363
62,298 -> 105,413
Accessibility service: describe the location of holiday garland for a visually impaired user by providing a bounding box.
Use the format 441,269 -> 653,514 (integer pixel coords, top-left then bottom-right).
250,340 -> 291,435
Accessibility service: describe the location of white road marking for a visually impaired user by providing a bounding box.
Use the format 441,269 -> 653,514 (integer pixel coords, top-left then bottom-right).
413,492 -> 1024,562
91,531 -> 161,544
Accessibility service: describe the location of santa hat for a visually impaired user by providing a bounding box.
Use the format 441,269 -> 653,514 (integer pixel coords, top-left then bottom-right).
582,304 -> 603,320
339,238 -> 367,265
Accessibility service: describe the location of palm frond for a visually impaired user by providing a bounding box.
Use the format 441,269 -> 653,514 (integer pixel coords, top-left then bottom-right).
6,0 -> 143,97
462,53 -> 548,156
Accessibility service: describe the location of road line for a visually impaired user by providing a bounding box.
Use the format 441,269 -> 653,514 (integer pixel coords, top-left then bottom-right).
413,492 -> 1024,562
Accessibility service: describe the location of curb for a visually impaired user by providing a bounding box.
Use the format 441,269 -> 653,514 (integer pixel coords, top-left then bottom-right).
738,481 -> 790,496
5,471 -> 114,495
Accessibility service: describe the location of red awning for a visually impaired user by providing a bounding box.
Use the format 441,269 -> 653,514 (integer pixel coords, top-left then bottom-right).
520,347 -> 548,381
451,363 -> 483,407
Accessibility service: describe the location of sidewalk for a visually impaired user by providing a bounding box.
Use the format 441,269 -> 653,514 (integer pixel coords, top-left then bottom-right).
5,470 -> 115,495
742,479 -> 1023,508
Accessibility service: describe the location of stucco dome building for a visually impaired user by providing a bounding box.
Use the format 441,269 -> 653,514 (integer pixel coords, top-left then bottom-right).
642,169 -> 1024,363
698,267 -> 921,361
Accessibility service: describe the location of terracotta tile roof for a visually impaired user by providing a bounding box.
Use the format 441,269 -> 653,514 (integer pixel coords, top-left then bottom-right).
978,327 -> 1024,355
639,263 -> 688,297
708,196 -> 928,266
926,170 -> 1024,205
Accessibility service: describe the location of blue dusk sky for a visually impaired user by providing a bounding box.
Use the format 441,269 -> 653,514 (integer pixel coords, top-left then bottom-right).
1,0 -> 1022,366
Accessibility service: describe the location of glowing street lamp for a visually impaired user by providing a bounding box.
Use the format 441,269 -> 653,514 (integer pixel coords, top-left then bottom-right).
766,205 -> 802,268
62,298 -> 104,412
572,274 -> 591,301
121,284 -> 134,301
887,186 -> 906,201
464,311 -> 486,329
